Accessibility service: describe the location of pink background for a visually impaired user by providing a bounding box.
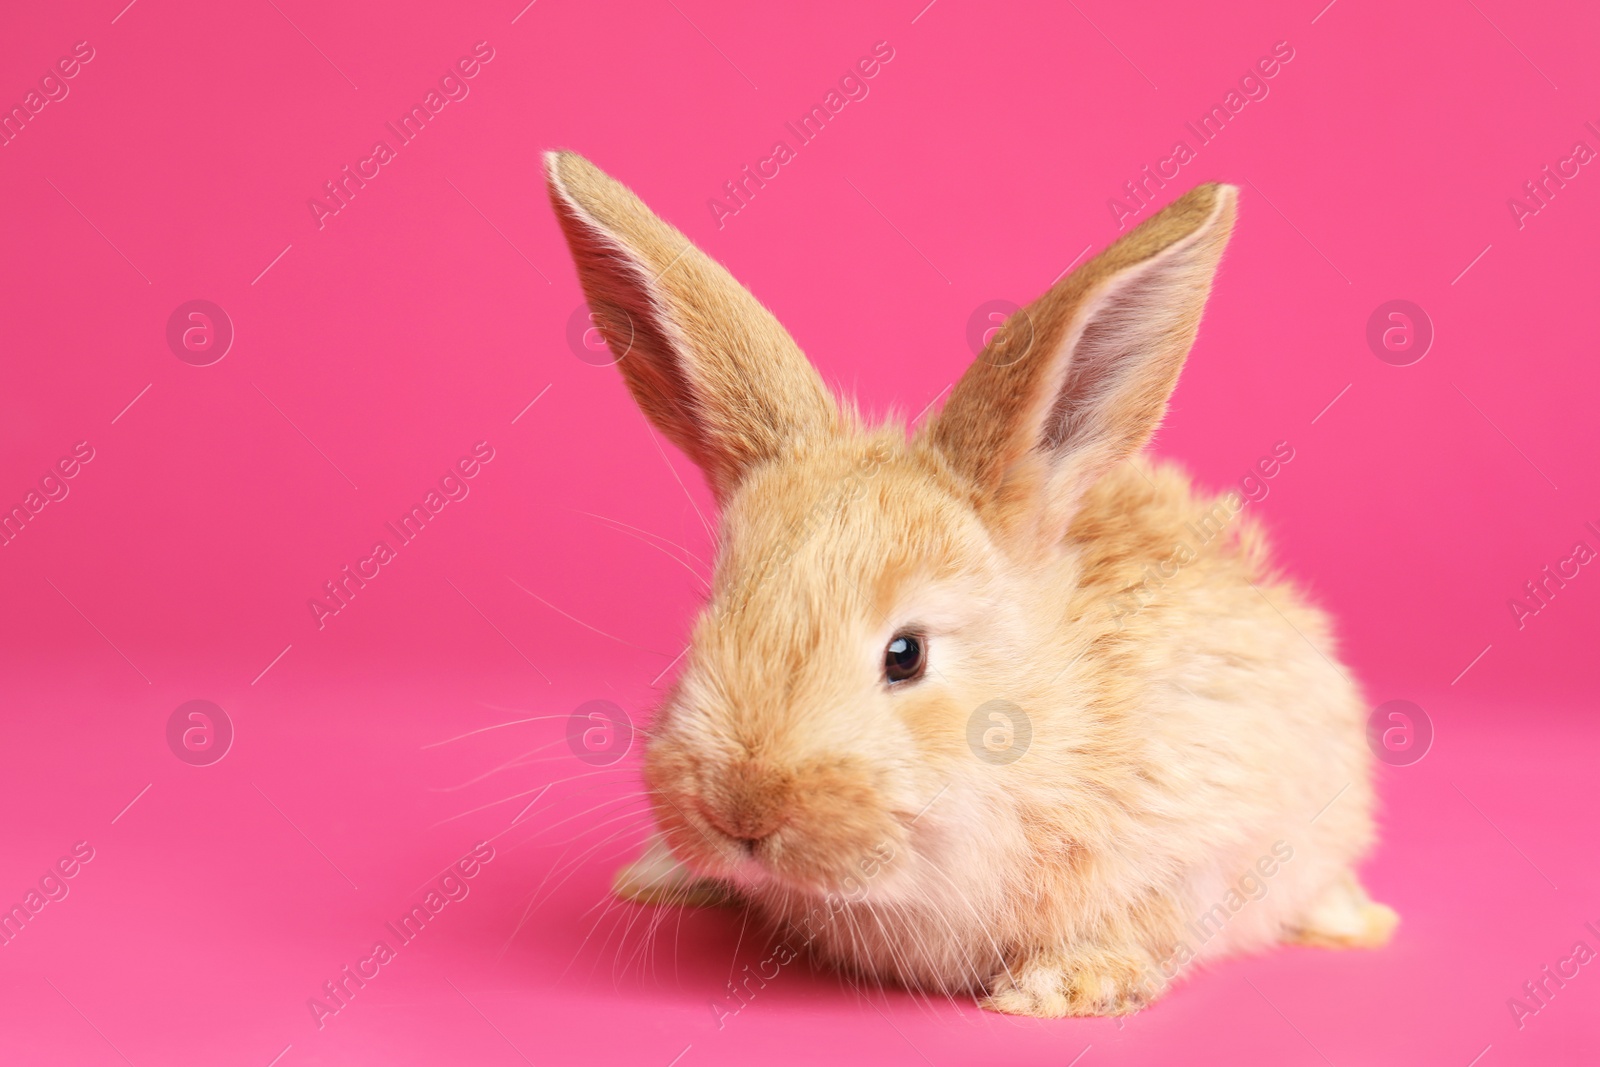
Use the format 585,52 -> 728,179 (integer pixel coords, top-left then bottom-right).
1,0 -> 1597,1064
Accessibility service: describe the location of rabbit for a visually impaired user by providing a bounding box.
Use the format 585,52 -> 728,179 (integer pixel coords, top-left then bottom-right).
544,150 -> 1396,1017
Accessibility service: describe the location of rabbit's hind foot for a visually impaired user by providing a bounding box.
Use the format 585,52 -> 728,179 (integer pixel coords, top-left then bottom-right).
1287,871 -> 1398,950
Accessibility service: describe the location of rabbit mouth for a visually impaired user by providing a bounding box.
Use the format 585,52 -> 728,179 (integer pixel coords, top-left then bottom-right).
663,803 -> 906,899
704,818 -> 909,901
721,847 -> 782,890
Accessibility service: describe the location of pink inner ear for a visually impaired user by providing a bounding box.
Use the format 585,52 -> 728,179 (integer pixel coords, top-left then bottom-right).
1024,196 -> 1235,525
926,184 -> 1233,527
1043,252 -> 1195,460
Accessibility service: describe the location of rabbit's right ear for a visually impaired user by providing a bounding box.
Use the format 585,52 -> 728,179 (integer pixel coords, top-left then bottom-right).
930,184 -> 1237,548
545,152 -> 838,507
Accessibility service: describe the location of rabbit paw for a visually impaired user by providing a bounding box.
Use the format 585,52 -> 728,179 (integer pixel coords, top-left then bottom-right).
1288,871 -> 1398,949
980,947 -> 1162,1017
612,833 -> 734,909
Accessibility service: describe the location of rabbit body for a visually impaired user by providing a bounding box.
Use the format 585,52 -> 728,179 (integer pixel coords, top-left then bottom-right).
545,152 -> 1395,1016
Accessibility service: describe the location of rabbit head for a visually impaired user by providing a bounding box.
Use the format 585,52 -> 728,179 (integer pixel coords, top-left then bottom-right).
545,151 -> 1236,904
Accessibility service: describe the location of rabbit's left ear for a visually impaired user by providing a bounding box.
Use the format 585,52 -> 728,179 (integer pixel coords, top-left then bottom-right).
545,152 -> 837,507
929,184 -> 1237,546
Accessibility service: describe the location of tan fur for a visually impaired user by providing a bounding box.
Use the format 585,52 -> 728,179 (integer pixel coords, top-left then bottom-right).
544,151 -> 1393,1017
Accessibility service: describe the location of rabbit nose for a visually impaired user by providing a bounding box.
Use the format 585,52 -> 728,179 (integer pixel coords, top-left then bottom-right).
703,760 -> 791,844
702,799 -> 783,845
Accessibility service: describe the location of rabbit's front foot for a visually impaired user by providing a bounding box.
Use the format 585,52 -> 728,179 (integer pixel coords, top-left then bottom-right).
980,945 -> 1162,1017
612,832 -> 734,909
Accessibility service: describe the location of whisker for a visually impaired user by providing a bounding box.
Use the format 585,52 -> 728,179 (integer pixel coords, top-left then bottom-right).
921,860 -> 1017,990
427,737 -> 571,791
432,766 -> 638,829
506,798 -> 652,856
421,711 -> 575,749
508,576 -> 671,656
554,829 -> 670,979
726,904 -> 752,986
644,425 -> 718,550
568,507 -> 711,578
501,790 -> 647,848
501,820 -> 653,956
430,783 -> 554,828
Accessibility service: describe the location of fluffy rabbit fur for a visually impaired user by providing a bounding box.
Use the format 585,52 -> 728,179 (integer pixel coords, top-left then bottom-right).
545,151 -> 1396,1017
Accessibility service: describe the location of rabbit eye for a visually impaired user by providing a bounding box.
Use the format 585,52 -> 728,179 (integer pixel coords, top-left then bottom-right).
884,633 -> 926,684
